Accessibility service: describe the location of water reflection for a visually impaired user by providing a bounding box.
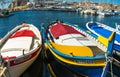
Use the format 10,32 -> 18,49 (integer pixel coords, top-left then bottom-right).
20,48 -> 84,77
44,50 -> 83,77
20,49 -> 44,77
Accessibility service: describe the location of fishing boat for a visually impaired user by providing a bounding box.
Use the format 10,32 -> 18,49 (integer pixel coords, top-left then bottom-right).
44,21 -> 115,77
0,13 -> 14,18
0,23 -> 42,77
86,21 -> 120,55
0,9 -> 14,18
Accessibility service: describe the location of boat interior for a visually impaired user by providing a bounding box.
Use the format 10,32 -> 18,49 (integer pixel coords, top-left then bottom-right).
1,25 -> 40,60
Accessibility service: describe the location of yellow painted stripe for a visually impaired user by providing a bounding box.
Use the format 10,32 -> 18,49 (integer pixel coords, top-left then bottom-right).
108,32 -> 115,41
44,43 -> 48,50
48,64 -> 56,77
48,46 -> 106,67
97,32 -> 115,47
98,35 -> 108,47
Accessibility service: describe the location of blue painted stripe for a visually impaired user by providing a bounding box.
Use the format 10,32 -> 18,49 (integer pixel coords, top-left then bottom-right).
66,63 -> 104,77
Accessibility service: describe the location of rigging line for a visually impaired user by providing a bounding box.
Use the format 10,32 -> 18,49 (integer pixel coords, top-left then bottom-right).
109,57 -> 113,77
113,57 -> 120,64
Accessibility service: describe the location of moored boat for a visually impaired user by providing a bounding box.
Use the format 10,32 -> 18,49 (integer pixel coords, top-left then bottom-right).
44,21 -> 115,77
86,21 -> 120,56
0,10 -> 14,18
0,23 -> 42,77
0,13 -> 14,18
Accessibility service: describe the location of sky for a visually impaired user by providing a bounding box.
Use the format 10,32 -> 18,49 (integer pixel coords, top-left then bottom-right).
0,0 -> 120,9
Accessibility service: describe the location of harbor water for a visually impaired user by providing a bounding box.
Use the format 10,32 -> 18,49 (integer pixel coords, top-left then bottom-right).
0,10 -> 120,77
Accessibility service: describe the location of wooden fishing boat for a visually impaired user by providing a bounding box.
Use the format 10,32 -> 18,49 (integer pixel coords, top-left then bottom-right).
0,13 -> 14,18
86,21 -> 120,56
0,23 -> 42,77
45,21 -> 115,77
0,11 -> 14,18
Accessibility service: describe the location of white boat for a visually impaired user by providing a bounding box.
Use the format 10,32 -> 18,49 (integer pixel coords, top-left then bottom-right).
97,10 -> 116,16
0,24 -> 42,77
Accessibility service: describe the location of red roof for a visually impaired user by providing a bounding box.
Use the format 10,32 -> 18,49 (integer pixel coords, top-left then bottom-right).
11,29 -> 36,38
50,22 -> 85,38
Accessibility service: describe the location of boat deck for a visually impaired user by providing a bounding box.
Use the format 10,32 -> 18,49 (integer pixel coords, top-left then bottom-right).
52,33 -> 105,57
88,46 -> 105,55
54,34 -> 96,46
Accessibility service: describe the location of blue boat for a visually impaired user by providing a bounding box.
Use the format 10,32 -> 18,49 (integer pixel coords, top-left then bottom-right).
43,21 -> 115,77
86,21 -> 120,56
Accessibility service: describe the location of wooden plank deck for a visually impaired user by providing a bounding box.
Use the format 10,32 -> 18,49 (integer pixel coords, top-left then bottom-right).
88,46 -> 105,55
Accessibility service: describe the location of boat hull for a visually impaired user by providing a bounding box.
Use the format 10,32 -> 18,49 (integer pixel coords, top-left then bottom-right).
46,49 -> 105,77
8,48 -> 41,77
63,63 -> 104,77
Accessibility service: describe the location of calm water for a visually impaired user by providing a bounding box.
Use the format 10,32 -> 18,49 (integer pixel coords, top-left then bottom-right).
0,10 -> 120,77
1,10 -> 120,38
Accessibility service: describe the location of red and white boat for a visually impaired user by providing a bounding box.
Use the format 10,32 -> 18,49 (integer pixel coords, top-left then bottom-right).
0,24 -> 42,77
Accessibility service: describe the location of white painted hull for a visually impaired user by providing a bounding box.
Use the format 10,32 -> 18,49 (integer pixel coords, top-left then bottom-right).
8,49 -> 41,77
0,24 -> 42,77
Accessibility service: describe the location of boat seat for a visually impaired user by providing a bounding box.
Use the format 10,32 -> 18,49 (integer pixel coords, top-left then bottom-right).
1,37 -> 33,52
88,46 -> 105,55
1,48 -> 27,53
55,34 -> 96,46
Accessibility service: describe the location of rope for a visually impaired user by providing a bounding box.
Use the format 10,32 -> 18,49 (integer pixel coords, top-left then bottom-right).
113,57 -> 120,64
102,55 -> 114,77
109,57 -> 113,77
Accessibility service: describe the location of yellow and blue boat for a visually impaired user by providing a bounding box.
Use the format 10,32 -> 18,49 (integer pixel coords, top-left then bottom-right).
44,21 -> 115,77
86,21 -> 120,57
